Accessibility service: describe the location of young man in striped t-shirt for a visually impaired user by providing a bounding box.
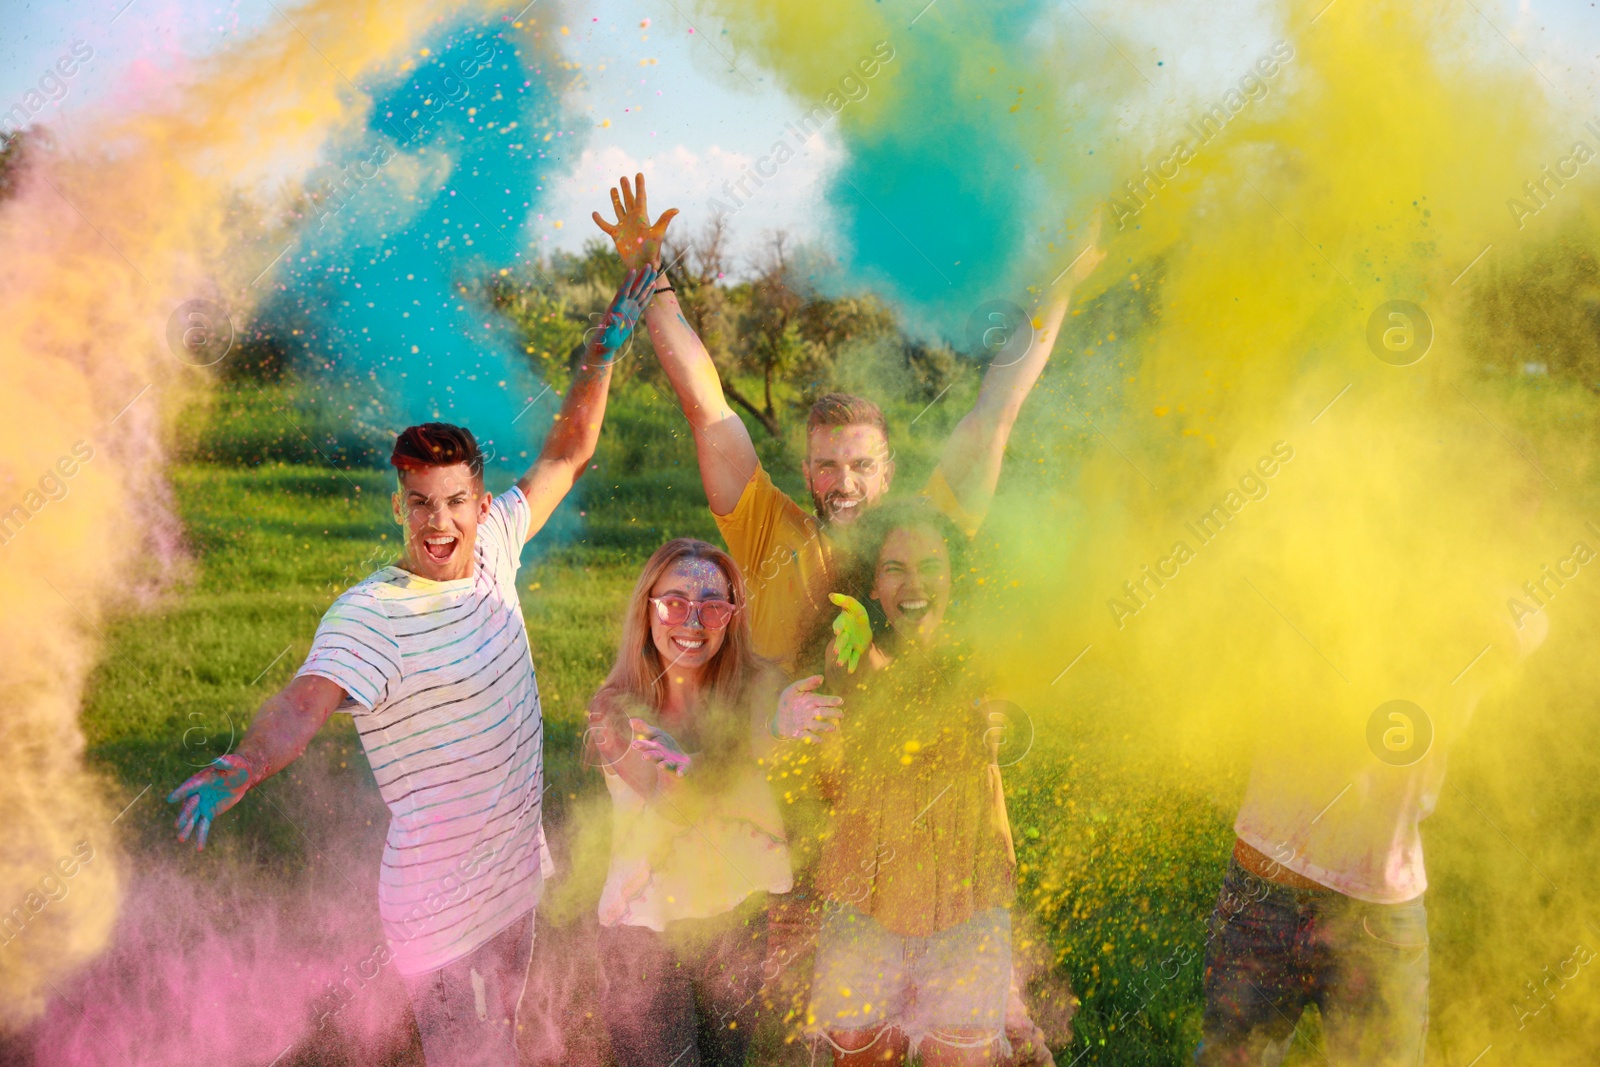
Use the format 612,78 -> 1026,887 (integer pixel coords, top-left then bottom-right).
169,266 -> 660,1065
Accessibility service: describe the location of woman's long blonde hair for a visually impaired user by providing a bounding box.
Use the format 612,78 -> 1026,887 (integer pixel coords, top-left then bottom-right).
598,538 -> 760,716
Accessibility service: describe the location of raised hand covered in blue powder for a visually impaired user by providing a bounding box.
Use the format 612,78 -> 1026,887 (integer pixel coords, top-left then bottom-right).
588,265 -> 661,367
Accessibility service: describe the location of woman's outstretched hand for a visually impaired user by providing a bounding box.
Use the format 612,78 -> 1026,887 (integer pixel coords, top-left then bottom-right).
629,718 -> 693,777
591,173 -> 679,271
771,675 -> 844,741
829,593 -> 871,674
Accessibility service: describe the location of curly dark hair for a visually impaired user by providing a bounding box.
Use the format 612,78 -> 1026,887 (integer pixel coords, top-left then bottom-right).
800,497 -> 969,670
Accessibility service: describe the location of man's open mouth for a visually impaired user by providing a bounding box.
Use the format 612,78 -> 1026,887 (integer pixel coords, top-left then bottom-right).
897,598 -> 931,621
422,535 -> 457,564
830,496 -> 862,516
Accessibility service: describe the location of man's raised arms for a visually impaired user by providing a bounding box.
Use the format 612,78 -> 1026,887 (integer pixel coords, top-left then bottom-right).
937,220 -> 1105,521
593,174 -> 758,516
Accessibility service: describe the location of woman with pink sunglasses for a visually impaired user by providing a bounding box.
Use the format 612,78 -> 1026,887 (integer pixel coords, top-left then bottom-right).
586,537 -> 842,1066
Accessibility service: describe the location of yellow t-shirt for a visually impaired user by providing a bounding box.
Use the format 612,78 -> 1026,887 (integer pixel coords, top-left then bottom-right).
713,464 -> 983,669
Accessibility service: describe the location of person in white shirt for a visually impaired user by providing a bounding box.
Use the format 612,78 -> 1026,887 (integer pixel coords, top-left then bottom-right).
168,266 -> 659,1066
1197,603 -> 1544,1066
584,537 -> 839,1067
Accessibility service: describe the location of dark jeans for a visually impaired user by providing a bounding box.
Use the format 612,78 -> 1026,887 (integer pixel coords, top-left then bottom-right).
597,896 -> 770,1067
1197,858 -> 1429,1066
401,910 -> 535,1067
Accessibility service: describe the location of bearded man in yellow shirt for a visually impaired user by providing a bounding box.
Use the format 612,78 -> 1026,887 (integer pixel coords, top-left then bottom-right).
593,174 -> 1101,1066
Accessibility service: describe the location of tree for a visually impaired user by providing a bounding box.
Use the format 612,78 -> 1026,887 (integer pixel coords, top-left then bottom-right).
485,221 -> 910,439
900,337 -> 959,402
729,230 -> 898,434
735,231 -> 816,435
660,216 -> 788,434
0,127 -> 37,202
484,273 -> 587,389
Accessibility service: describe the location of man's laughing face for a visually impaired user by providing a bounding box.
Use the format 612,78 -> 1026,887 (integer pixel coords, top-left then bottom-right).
804,423 -> 894,527
392,463 -> 491,582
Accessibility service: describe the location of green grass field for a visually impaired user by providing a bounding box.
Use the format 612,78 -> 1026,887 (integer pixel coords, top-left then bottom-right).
78,374 -> 1335,1066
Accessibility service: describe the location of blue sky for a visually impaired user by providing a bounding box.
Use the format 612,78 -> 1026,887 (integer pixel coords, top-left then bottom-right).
2,0 -> 1596,266
0,0 -> 832,262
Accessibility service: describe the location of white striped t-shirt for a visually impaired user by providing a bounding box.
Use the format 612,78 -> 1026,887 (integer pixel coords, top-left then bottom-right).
297,486 -> 552,977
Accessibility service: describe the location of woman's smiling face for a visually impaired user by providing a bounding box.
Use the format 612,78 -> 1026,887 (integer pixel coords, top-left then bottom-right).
648,557 -> 732,673
870,524 -> 952,646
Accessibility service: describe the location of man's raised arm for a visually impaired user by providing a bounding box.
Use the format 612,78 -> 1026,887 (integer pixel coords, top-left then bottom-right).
938,227 -> 1106,520
515,265 -> 658,541
592,174 -> 757,516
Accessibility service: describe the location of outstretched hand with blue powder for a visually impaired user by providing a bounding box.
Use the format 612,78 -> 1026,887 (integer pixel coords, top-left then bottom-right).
168,754 -> 253,850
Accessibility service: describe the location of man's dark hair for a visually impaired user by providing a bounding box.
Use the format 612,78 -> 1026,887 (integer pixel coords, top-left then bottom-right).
390,423 -> 485,483
806,393 -> 889,441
